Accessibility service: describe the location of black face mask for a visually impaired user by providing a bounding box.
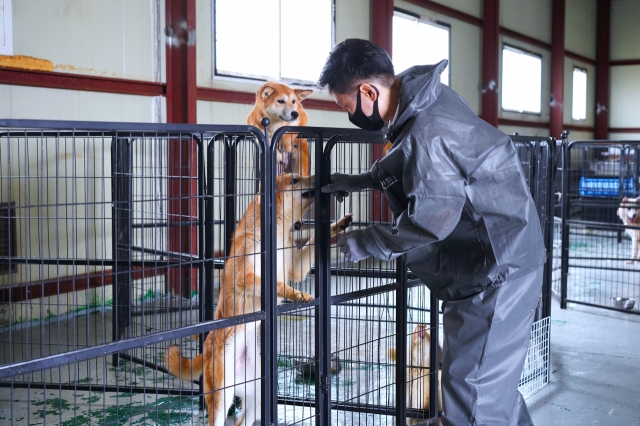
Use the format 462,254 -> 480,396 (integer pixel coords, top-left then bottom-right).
348,85 -> 385,131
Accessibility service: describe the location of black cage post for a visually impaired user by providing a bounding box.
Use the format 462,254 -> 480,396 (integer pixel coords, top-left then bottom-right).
111,137 -> 132,367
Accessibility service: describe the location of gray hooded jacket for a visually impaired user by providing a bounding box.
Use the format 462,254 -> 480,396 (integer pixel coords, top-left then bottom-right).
361,60 -> 546,301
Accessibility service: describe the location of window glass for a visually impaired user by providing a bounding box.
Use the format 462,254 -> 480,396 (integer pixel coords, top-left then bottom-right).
501,46 -> 542,114
215,0 -> 332,83
572,68 -> 587,121
0,0 -> 13,55
392,11 -> 449,85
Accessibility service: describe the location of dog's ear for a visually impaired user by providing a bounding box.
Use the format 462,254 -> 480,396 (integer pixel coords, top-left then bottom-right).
260,84 -> 276,100
295,89 -> 313,101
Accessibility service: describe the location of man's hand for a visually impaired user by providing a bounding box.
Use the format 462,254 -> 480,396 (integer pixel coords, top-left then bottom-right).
321,172 -> 373,202
337,230 -> 371,263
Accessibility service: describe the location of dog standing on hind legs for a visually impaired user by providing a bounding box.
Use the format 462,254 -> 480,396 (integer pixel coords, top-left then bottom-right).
165,173 -> 353,426
617,196 -> 640,263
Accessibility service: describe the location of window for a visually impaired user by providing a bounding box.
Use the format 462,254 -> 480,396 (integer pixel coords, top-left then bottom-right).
572,67 -> 587,121
392,10 -> 450,85
0,0 -> 12,55
501,45 -> 542,114
214,0 -> 333,84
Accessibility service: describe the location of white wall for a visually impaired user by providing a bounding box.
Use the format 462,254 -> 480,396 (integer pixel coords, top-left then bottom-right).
2,0 -> 165,122
501,0 -> 551,44
565,0 -> 596,60
13,0 -> 164,81
609,0 -> 640,140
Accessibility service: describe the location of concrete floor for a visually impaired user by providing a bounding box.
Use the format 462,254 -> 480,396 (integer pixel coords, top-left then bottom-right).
528,298 -> 640,426
1,289 -> 638,425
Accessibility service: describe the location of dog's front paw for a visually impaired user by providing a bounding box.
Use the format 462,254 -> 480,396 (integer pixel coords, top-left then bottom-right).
332,213 -> 354,235
292,291 -> 314,302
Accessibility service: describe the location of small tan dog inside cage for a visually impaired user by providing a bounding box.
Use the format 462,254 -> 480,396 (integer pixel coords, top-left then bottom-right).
387,324 -> 443,426
165,173 -> 353,426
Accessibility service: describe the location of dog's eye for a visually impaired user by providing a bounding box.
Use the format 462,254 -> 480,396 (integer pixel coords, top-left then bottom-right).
292,178 -> 298,185
292,100 -> 296,104
278,100 -> 285,104
293,144 -> 298,149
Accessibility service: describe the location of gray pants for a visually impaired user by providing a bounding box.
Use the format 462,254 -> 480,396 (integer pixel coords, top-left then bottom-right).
440,267 -> 543,426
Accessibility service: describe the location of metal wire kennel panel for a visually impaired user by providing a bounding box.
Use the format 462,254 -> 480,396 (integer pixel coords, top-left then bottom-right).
267,127 -> 441,426
510,135 -> 556,398
560,140 -> 640,315
0,119 -> 271,425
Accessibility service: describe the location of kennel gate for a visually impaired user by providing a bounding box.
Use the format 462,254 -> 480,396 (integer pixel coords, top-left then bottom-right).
560,139 -> 640,315
0,120 -> 555,425
265,129 -> 556,425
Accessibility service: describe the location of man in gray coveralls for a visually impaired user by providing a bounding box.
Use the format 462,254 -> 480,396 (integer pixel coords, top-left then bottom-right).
319,39 -> 546,426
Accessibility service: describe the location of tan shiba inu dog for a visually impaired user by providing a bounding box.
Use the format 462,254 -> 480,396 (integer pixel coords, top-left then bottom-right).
618,196 -> 640,263
165,173 -> 353,426
247,82 -> 313,176
388,324 -> 443,426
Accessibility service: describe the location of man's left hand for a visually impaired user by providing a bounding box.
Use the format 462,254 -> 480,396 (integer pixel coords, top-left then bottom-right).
337,230 -> 371,263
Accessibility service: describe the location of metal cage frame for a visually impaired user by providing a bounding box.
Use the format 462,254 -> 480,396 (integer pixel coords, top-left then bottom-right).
0,119 -> 556,425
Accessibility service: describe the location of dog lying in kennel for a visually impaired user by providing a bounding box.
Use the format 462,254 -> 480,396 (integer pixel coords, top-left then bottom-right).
165,173 -> 353,426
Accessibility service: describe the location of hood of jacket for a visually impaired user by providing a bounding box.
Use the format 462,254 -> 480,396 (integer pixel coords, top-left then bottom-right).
387,60 -> 448,139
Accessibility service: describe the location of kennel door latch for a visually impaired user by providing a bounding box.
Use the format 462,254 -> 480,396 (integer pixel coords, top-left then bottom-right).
320,373 -> 330,394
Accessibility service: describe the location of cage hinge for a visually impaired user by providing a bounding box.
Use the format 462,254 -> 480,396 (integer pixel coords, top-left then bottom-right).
320,374 -> 329,394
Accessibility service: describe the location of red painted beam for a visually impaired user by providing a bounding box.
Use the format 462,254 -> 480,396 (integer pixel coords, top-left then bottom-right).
595,0 -> 611,140
498,118 -> 550,129
0,67 -> 165,96
165,0 -> 197,123
197,87 -> 255,104
608,127 -> 640,134
550,0 -> 566,140
166,0 -> 198,297
0,268 -> 166,304
565,51 -> 597,66
563,124 -> 596,132
500,27 -> 551,50
610,59 -> 640,66
481,0 -> 500,127
371,0 -> 394,224
371,0 -> 394,57
403,0 -> 482,26
196,87 -> 343,112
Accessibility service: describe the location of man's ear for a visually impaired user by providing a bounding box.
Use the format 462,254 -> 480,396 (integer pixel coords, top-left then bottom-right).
295,89 -> 313,101
359,83 -> 378,101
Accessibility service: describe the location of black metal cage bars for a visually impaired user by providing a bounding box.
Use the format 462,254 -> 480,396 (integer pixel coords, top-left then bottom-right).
0,119 -> 555,426
560,139 -> 640,315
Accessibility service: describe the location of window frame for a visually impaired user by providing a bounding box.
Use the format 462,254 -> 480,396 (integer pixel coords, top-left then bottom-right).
500,43 -> 543,116
0,0 -> 13,56
571,66 -> 588,122
212,0 -> 336,86
392,8 -> 451,86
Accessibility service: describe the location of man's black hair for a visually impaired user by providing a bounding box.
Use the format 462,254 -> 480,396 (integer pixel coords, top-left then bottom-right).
317,38 -> 395,94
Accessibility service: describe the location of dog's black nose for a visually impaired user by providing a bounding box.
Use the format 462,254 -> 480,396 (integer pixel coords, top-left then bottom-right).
291,111 -> 299,119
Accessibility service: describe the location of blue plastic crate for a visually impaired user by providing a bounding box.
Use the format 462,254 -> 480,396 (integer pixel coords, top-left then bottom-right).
579,177 -> 635,197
